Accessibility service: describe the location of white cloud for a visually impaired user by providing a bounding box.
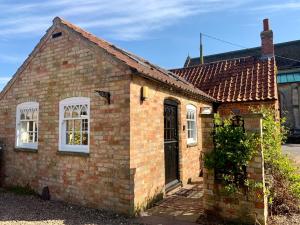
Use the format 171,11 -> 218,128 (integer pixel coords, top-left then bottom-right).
252,2 -> 300,11
0,0 -> 248,41
0,76 -> 11,84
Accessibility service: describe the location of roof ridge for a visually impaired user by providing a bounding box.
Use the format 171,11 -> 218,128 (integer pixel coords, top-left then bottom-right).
188,39 -> 300,61
170,56 -> 258,71
55,17 -> 191,84
0,16 -> 215,102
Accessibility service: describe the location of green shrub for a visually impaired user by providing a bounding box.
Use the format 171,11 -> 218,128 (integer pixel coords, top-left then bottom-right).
204,114 -> 258,194
252,107 -> 300,214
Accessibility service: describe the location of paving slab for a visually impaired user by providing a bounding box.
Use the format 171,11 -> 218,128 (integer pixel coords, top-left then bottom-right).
137,178 -> 204,224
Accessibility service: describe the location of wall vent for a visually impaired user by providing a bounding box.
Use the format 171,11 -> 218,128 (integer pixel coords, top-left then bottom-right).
52,32 -> 62,39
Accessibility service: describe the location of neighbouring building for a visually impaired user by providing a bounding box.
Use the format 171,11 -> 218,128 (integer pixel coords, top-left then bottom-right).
171,19 -> 278,116
184,19 -> 300,140
0,17 -> 215,214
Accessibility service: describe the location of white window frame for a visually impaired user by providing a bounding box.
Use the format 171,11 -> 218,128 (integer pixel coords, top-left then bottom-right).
186,104 -> 197,145
59,97 -> 90,153
15,102 -> 39,149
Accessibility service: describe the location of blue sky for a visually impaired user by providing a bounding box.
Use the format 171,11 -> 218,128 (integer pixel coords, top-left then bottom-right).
1,0 -> 300,90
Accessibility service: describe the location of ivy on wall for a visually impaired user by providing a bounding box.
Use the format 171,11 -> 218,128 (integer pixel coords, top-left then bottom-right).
204,114 -> 258,194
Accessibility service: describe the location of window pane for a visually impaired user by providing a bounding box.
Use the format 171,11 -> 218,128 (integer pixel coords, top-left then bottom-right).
81,106 -> 87,116
20,121 -> 29,143
34,122 -> 38,132
72,106 -> 80,118
191,111 -> 195,120
82,119 -> 88,131
74,120 -> 81,132
28,132 -> 34,142
187,121 -> 192,130
74,132 -> 81,145
64,107 -> 71,118
21,132 -> 29,143
191,121 -> 196,132
66,132 -> 73,144
66,120 -> 72,132
33,110 -> 38,120
82,132 -> 88,145
29,121 -> 34,132
20,112 -> 25,120
26,111 -> 32,120
21,121 -> 27,132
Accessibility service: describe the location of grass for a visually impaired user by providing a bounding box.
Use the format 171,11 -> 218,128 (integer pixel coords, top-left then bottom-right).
5,185 -> 37,196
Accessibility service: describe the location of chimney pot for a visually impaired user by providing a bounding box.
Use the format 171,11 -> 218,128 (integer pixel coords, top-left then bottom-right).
263,18 -> 269,31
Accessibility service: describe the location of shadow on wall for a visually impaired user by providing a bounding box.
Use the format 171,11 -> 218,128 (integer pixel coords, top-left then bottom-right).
0,139 -> 4,187
130,164 -> 164,216
133,187 -> 164,216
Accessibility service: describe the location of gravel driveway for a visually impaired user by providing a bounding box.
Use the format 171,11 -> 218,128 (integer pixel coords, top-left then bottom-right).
0,189 -> 142,225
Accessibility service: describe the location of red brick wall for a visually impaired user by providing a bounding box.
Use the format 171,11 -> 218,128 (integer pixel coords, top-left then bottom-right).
202,114 -> 268,224
217,100 -> 279,117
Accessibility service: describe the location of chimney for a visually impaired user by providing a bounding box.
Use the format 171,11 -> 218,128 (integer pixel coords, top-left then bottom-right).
260,18 -> 274,58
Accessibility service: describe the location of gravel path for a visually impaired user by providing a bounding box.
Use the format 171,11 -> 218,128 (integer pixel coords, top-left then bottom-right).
269,214 -> 300,225
0,189 -> 142,225
1,188 -> 300,225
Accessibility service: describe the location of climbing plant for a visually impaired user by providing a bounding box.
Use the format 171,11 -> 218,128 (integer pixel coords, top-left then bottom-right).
251,107 -> 300,214
204,114 -> 258,194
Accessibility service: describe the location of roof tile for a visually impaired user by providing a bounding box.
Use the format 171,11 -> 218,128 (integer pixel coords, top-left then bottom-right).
170,56 -> 277,103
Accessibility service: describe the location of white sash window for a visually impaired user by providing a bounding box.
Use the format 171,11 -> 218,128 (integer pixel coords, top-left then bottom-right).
59,97 -> 90,153
16,102 -> 39,149
186,104 -> 197,144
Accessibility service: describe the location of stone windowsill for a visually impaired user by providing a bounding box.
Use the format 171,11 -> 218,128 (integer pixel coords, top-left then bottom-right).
14,147 -> 38,153
187,142 -> 198,148
57,151 -> 89,157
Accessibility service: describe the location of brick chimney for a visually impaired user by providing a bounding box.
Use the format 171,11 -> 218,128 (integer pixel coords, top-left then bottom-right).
260,18 -> 274,58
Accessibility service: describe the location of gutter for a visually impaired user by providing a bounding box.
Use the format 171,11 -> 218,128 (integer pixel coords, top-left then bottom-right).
131,69 -> 217,103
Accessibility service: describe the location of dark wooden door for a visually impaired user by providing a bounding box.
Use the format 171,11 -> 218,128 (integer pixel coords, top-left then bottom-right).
164,100 -> 179,187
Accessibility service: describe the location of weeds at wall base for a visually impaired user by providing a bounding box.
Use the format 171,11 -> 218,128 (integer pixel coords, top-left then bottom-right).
5,184 -> 37,196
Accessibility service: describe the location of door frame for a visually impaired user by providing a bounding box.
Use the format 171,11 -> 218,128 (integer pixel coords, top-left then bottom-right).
163,99 -> 180,191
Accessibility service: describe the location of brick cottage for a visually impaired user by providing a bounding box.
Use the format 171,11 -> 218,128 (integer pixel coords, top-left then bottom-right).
0,17 -> 277,214
0,17 -> 214,214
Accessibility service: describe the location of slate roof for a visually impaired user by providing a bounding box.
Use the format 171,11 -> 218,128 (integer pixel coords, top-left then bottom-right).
185,40 -> 300,71
0,17 -> 215,102
171,56 -> 277,103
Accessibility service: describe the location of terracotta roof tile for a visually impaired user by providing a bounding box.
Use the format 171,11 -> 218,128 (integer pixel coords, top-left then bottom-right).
170,56 -> 277,103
